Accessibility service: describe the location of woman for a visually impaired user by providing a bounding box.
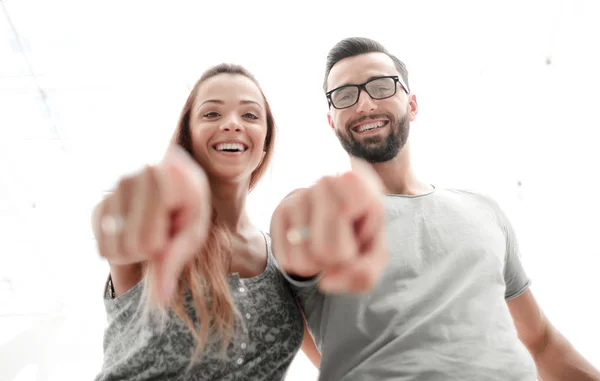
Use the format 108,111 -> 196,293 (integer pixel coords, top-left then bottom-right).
92,63 -> 320,380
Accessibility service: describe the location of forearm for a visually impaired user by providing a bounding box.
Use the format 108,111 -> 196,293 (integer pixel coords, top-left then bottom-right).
300,318 -> 321,368
532,327 -> 600,381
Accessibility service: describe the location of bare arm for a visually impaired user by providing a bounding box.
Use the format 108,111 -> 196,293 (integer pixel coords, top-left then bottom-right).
300,317 -> 321,368
508,289 -> 600,381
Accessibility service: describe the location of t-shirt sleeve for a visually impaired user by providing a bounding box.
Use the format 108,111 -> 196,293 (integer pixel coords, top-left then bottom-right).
291,281 -> 326,351
272,259 -> 326,350
485,197 -> 532,300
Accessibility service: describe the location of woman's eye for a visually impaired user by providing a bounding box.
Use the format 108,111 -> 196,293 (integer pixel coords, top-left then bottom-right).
203,112 -> 220,118
243,113 -> 258,120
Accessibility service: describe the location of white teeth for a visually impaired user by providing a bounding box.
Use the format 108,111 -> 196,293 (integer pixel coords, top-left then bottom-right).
215,143 -> 246,152
356,121 -> 386,132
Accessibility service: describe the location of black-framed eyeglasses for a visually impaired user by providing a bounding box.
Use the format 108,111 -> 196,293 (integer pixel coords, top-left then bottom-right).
326,75 -> 409,109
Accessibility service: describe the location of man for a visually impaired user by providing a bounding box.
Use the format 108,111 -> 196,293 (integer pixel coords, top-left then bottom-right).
270,37 -> 600,380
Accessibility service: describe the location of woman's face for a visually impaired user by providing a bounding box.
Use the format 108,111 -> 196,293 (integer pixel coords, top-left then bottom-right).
189,74 -> 268,184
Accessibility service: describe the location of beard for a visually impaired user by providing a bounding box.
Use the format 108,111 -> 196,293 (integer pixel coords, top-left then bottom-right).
335,112 -> 410,163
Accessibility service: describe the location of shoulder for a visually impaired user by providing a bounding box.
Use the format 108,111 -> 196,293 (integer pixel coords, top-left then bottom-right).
440,188 -> 519,239
439,187 -> 503,211
433,187 -> 512,229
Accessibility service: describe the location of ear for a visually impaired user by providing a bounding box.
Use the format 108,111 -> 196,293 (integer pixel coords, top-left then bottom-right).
327,112 -> 336,131
408,94 -> 418,122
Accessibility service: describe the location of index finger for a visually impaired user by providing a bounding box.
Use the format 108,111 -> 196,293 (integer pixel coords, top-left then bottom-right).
334,163 -> 383,221
158,146 -> 210,212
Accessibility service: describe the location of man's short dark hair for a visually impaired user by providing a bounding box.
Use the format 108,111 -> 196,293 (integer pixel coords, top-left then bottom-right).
323,37 -> 410,93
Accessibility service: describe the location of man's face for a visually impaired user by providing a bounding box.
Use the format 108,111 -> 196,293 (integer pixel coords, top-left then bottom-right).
326,52 -> 418,163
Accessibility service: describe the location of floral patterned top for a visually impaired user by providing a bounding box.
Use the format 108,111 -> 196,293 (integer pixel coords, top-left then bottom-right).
95,233 -> 304,381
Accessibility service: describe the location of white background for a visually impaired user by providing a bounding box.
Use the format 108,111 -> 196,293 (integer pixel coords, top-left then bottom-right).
0,0 -> 599,380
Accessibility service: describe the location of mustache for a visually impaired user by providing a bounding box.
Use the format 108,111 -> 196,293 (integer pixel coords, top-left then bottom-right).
348,113 -> 394,130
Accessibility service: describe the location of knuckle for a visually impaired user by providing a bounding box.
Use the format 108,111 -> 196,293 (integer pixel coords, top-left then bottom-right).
274,202 -> 291,221
318,175 -> 335,187
313,178 -> 330,195
142,170 -> 155,190
117,176 -> 134,192
98,195 -> 111,211
293,188 -> 310,205
283,198 -> 297,212
342,170 -> 360,185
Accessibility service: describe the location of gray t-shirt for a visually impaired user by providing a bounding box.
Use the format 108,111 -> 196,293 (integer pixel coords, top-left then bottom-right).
95,233 -> 304,381
291,188 -> 538,381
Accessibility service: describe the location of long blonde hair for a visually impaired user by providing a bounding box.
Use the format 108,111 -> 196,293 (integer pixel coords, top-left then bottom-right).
148,63 -> 276,361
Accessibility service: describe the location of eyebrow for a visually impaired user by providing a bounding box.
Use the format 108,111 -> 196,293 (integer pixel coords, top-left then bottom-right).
199,99 -> 263,108
332,75 -> 388,91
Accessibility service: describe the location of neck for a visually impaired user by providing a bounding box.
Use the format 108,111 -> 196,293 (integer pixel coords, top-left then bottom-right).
210,179 -> 253,234
352,142 -> 432,196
